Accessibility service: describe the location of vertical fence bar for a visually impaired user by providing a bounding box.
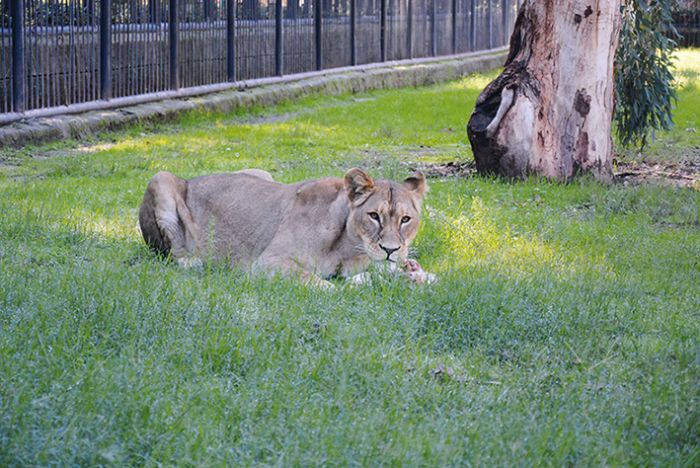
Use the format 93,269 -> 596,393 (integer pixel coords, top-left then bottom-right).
380,0 -> 387,61
169,0 -> 178,89
431,0 -> 437,56
275,0 -> 283,75
407,0 -> 412,58
350,0 -> 356,65
487,0 -> 492,48
451,0 -> 457,53
501,0 -> 508,45
99,0 -> 112,100
3,0 -> 521,117
10,0 -> 25,111
148,0 -> 159,22
314,0 -> 322,70
86,0 -> 95,25
227,0 -> 235,81
469,0 -> 476,50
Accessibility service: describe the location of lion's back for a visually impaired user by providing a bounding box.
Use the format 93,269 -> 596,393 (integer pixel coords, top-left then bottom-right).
186,172 -> 296,264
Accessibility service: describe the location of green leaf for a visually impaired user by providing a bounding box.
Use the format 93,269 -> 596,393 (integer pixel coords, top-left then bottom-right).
614,0 -> 679,149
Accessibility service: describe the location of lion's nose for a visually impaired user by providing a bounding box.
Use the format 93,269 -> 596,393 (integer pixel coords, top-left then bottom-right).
379,244 -> 400,258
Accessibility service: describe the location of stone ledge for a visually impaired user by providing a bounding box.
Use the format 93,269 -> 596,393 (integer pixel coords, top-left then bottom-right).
0,49 -> 506,148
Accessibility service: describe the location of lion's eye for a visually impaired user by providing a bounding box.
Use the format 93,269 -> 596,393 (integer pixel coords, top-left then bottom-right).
401,216 -> 411,224
368,212 -> 380,222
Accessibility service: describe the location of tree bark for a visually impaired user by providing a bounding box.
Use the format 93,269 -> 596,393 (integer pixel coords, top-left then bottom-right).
467,0 -> 621,182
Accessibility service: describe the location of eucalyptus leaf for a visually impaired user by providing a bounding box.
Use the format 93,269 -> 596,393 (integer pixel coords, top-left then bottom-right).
614,0 -> 680,149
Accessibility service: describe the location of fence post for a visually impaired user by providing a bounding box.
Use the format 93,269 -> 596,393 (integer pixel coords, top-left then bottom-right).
275,0 -> 283,75
227,0 -> 235,81
380,0 -> 387,61
451,0 -> 457,54
469,0 -> 475,50
431,0 -> 437,56
314,0 -> 322,70
10,0 -> 25,112
99,0 -> 112,100
407,0 -> 412,58
350,0 -> 356,65
169,0 -> 178,89
487,0 -> 492,48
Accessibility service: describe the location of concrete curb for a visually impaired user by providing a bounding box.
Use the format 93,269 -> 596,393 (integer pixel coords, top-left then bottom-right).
0,49 -> 506,148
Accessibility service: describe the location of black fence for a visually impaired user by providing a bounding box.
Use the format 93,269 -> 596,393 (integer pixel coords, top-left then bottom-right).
674,7 -> 700,47
0,0 -> 519,116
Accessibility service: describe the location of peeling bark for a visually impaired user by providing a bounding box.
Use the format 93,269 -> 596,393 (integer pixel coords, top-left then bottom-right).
467,0 -> 621,182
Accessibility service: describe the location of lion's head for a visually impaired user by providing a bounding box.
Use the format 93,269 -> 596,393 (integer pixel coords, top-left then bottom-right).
344,168 -> 428,264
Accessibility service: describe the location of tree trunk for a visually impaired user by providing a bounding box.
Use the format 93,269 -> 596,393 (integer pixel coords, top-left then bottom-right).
467,0 -> 621,182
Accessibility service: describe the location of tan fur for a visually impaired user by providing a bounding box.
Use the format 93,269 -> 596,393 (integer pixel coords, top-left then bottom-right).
139,168 -> 427,285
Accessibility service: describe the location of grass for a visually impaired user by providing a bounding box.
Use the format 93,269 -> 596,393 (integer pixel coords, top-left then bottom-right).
1,51 -> 699,465
621,47 -> 700,160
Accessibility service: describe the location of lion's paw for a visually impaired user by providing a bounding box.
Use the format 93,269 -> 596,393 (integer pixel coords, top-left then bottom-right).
177,257 -> 203,269
347,272 -> 372,286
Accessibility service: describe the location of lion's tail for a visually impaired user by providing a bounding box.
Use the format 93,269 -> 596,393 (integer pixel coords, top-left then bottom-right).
139,171 -> 198,258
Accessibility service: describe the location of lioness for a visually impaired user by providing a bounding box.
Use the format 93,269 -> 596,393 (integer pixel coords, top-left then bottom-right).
139,168 -> 432,286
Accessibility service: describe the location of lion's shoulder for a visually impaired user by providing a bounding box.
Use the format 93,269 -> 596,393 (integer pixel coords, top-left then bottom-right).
294,177 -> 345,206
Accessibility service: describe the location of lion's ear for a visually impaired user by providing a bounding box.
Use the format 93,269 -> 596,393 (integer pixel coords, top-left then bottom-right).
403,172 -> 428,198
344,168 -> 375,204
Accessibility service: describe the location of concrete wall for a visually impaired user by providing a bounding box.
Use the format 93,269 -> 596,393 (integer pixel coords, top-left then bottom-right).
0,47 -> 507,147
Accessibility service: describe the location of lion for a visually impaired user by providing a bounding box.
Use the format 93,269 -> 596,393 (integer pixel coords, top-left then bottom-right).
138,168 -> 434,286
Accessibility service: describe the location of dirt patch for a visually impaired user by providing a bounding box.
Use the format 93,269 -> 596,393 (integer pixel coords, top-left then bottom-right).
614,159 -> 700,188
410,160 -> 477,178
412,159 -> 700,189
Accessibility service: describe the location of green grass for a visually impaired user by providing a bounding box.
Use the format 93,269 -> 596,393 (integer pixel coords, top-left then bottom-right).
1,52 -> 699,465
621,47 -> 700,160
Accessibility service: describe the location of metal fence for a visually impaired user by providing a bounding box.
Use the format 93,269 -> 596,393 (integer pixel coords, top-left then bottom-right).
674,7 -> 699,47
0,0 -> 519,117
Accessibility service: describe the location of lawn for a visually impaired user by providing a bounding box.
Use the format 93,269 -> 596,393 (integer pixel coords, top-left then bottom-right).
625,47 -> 700,162
0,51 -> 698,465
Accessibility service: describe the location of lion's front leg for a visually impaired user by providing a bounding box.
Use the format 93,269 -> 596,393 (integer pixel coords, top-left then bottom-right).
252,255 -> 335,289
346,262 -> 396,285
347,260 -> 436,286
302,274 -> 335,290
347,271 -> 372,285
